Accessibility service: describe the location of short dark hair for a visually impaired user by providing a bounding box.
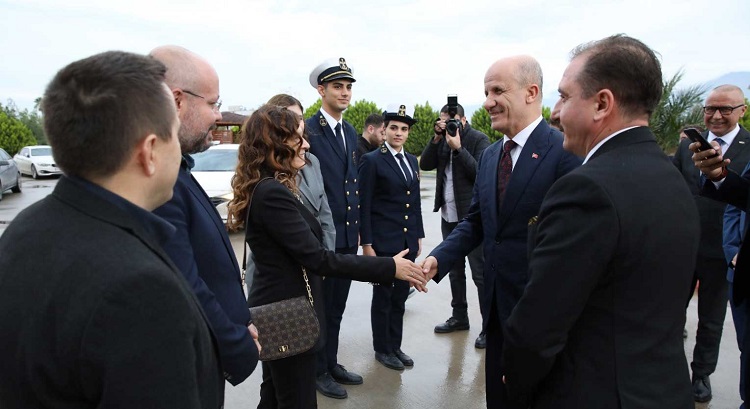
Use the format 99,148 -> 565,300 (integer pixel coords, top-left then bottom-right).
570,34 -> 663,118
440,103 -> 465,118
42,51 -> 174,178
364,113 -> 384,128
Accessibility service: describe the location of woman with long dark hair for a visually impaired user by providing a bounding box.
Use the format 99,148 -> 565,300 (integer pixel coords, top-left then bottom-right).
227,104 -> 424,408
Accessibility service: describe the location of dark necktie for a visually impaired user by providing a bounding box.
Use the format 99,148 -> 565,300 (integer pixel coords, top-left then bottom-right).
335,123 -> 346,156
714,137 -> 726,150
497,139 -> 517,205
396,153 -> 412,183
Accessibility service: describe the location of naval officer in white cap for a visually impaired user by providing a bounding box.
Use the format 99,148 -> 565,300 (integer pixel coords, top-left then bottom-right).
305,57 -> 362,400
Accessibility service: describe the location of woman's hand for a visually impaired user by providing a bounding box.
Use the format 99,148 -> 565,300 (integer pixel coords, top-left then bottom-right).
392,249 -> 426,286
362,245 -> 376,257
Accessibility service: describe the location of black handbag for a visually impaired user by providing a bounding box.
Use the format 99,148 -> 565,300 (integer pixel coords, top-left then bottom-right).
243,178 -> 320,361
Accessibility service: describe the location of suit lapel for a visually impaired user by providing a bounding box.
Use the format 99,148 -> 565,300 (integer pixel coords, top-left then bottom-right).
498,122 -> 552,231
298,166 -> 320,211
185,172 -> 240,270
480,142 -> 501,231
723,127 -> 750,162
316,112 -> 346,164
383,149 -> 410,188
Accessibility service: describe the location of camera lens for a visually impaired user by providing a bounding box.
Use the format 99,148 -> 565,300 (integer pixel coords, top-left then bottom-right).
446,120 -> 459,136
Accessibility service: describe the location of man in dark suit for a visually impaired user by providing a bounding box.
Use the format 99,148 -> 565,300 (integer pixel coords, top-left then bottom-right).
502,35 -> 699,409
305,57 -> 363,399
0,51 -> 223,408
149,45 -> 260,386
673,84 -> 750,402
420,55 -> 580,408
360,103 -> 425,371
420,100 -> 491,348
357,113 -> 385,162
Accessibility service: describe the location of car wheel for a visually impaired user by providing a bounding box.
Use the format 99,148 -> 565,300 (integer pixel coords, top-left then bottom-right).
11,173 -> 22,193
31,164 -> 38,179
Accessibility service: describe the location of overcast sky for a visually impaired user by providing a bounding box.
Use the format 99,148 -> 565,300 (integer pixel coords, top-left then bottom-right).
2,0 -> 749,115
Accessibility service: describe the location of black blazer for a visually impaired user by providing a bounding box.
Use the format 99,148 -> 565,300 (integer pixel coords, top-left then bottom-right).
0,177 -> 223,408
503,127 -> 699,408
245,179 -> 394,353
359,147 -> 424,254
419,123 -> 490,220
306,111 -> 360,249
673,126 -> 750,259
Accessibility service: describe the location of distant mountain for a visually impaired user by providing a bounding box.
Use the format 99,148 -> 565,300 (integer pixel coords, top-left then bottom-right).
700,71 -> 750,96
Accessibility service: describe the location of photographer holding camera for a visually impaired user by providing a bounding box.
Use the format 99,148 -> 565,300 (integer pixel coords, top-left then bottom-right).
420,96 -> 490,348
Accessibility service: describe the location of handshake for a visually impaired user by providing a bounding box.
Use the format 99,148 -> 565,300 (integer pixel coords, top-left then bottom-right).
390,249 -> 440,293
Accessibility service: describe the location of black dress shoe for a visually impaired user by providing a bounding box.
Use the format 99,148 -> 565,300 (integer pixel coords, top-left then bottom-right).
316,373 -> 347,399
434,317 -> 470,333
394,349 -> 414,366
375,352 -> 404,370
330,364 -> 363,385
474,332 -> 487,349
692,375 -> 712,402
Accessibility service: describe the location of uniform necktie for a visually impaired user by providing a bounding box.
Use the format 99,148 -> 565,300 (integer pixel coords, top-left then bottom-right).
497,139 -> 517,205
335,123 -> 346,156
396,153 -> 412,183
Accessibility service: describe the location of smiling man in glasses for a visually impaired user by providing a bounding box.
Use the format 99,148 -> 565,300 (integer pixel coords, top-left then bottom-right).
148,45 -> 261,390
673,84 -> 750,404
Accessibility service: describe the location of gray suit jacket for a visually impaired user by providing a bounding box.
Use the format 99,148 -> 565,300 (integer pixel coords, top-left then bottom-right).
245,153 -> 335,293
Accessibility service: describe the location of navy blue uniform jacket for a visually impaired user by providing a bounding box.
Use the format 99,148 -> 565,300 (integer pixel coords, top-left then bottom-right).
359,147 -> 424,254
306,111 -> 359,249
429,120 -> 581,326
154,159 -> 258,385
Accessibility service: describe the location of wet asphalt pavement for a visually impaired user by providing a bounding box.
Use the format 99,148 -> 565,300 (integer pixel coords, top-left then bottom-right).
0,175 -> 742,408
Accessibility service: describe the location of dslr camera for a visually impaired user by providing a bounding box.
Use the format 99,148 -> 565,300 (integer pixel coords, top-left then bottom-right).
445,95 -> 463,137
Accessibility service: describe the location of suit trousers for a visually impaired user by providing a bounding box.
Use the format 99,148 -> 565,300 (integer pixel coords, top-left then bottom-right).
258,352 -> 317,409
441,219 -> 486,323
316,245 -> 356,375
371,249 -> 414,354
486,291 -> 526,409
730,281 -> 747,408
689,256 -> 729,377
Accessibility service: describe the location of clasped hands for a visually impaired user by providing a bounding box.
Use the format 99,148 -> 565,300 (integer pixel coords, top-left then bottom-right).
388,250 -> 439,292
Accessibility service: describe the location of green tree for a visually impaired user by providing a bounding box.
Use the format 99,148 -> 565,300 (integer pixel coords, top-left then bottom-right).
470,107 -> 503,143
542,106 -> 551,122
404,102 -> 438,155
739,98 -> 750,130
0,110 -> 36,156
650,69 -> 706,152
2,99 -> 46,144
304,99 -> 322,119
343,100 -> 381,134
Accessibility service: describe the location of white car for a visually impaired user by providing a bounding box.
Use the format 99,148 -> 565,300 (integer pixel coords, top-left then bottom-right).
191,144 -> 238,220
13,145 -> 63,179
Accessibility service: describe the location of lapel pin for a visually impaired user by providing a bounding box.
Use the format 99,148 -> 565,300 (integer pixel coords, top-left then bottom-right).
319,116 -> 327,127
380,146 -> 388,153
740,141 -> 746,144
532,153 -> 539,159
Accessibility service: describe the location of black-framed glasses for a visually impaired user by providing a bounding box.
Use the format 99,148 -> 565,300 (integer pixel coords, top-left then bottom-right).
702,104 -> 745,116
182,89 -> 222,113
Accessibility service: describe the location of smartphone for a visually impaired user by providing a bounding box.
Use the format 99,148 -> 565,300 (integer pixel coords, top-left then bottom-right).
684,128 -> 717,157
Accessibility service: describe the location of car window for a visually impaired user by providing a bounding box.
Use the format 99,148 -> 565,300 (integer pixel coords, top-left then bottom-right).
192,148 -> 238,172
30,147 -> 52,156
20,148 -> 28,157
0,149 -> 10,160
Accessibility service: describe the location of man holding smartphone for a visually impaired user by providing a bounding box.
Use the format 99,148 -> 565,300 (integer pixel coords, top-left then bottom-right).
673,84 -> 750,403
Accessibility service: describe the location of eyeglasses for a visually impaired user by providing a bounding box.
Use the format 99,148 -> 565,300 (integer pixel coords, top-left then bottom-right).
182,89 -> 222,113
702,104 -> 745,116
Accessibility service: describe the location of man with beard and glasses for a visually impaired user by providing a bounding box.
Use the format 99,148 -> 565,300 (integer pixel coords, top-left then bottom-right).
150,45 -> 260,388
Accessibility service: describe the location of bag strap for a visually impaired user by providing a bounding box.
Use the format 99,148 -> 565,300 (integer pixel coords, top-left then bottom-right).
242,177 -> 315,307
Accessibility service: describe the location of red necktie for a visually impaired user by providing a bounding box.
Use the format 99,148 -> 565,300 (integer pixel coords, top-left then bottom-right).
497,139 -> 517,206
